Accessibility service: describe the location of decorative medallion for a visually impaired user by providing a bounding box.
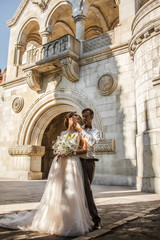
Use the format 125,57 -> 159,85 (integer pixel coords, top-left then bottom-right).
12,97 -> 24,113
97,73 -> 117,96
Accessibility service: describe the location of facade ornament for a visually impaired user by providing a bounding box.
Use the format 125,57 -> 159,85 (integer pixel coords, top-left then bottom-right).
8,145 -> 45,156
26,69 -> 42,92
39,25 -> 53,44
97,73 -> 117,96
30,0 -> 49,10
95,139 -> 115,153
60,57 -> 79,82
12,97 -> 24,113
115,0 -> 120,6
52,73 -> 62,88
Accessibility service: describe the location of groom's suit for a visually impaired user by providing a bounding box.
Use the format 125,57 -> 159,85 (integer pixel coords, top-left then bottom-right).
79,125 -> 101,224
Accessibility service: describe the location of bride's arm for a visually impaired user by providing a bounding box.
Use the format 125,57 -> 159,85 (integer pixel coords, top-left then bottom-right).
75,134 -> 87,155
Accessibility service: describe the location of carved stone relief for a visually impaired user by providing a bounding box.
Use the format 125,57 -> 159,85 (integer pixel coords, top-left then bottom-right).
30,0 -> 50,10
95,139 -> 115,153
26,69 -> 42,92
12,97 -> 24,113
8,145 -> 45,156
52,73 -> 62,88
60,57 -> 79,82
97,73 -> 117,96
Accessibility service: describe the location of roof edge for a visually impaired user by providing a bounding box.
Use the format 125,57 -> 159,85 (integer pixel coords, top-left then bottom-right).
6,0 -> 29,27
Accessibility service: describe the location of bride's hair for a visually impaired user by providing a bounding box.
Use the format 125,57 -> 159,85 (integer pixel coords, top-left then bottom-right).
64,111 -> 77,128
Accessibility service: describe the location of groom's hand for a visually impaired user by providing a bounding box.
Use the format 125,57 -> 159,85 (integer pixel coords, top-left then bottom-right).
74,122 -> 82,132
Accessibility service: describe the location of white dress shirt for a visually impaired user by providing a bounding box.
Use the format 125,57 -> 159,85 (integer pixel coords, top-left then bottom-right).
79,125 -> 100,159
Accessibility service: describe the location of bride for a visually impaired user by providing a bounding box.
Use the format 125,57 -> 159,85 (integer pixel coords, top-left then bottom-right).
0,112 -> 90,236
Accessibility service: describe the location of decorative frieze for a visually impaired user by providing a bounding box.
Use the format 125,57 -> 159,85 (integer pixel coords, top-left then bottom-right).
12,97 -> 24,113
26,69 -> 42,92
95,139 -> 115,153
97,73 -> 117,96
8,145 -> 45,156
129,22 -> 160,60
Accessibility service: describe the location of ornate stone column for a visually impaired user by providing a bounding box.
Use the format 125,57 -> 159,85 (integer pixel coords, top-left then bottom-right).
39,25 -> 52,44
14,43 -> 24,77
73,13 -> 87,40
15,43 -> 22,65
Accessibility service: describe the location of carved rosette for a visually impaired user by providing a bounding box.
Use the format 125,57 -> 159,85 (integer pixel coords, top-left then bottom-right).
97,73 -> 117,96
26,69 -> 42,92
60,57 -> 79,82
8,145 -> 45,157
12,97 -> 24,113
95,139 -> 115,153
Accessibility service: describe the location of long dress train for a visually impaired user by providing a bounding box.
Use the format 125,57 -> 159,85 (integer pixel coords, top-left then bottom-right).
0,131 -> 90,236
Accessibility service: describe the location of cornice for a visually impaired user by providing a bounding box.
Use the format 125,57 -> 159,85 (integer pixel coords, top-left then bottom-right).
129,18 -> 160,60
7,0 -> 29,27
1,77 -> 27,90
8,145 -> 45,156
131,0 -> 160,34
80,43 -> 129,66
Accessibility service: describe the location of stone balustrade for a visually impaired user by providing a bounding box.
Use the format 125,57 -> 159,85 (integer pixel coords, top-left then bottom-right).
82,32 -> 113,55
22,33 -> 114,91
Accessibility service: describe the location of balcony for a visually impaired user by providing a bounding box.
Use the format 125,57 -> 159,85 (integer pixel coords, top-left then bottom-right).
22,32 -> 113,91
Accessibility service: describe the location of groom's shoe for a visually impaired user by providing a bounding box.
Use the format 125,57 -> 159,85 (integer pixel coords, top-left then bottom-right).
92,222 -> 102,230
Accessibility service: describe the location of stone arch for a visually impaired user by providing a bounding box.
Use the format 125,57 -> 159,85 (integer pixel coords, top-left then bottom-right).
17,18 -> 41,46
18,89 -> 104,146
45,1 -> 75,40
85,1 -> 119,39
16,18 -> 41,65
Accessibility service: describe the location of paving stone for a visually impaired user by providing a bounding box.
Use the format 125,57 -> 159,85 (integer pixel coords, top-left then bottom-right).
0,182 -> 160,239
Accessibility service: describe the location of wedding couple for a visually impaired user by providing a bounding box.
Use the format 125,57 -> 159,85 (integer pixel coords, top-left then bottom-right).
0,108 -> 101,237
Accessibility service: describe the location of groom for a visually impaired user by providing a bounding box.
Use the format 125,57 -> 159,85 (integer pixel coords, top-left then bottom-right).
75,108 -> 101,230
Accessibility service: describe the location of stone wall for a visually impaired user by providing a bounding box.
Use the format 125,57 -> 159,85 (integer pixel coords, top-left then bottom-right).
129,0 -> 160,192
0,0 -> 160,192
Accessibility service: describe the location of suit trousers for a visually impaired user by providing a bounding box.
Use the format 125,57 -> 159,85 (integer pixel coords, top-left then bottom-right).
80,158 -> 101,224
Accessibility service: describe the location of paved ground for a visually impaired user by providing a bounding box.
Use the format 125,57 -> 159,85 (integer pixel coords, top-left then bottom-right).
0,180 -> 160,240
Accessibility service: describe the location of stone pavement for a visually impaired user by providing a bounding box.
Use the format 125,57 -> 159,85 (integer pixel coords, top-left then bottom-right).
0,180 -> 160,240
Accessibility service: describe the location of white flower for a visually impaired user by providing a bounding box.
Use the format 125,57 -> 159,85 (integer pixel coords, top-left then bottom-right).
52,133 -> 76,156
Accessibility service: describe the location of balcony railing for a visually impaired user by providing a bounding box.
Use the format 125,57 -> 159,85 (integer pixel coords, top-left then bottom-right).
22,33 -> 113,91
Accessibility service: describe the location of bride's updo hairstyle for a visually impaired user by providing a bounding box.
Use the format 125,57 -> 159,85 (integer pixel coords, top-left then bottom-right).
64,111 -> 77,128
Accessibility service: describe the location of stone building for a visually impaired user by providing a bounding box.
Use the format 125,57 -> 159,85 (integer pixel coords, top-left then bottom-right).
0,0 -> 160,193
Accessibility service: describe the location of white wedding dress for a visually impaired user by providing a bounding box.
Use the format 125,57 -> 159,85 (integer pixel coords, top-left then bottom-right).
0,131 -> 90,236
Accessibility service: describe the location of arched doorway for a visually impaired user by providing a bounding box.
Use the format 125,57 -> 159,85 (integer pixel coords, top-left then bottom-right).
41,112 -> 68,178
16,89 -> 103,179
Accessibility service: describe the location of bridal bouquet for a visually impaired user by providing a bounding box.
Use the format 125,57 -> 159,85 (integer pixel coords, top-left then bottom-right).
52,132 -> 76,156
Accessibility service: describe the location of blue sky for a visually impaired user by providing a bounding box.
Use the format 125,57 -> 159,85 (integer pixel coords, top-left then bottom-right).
0,0 -> 22,72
